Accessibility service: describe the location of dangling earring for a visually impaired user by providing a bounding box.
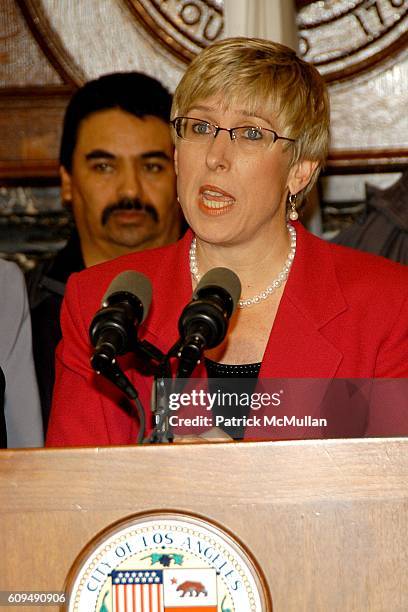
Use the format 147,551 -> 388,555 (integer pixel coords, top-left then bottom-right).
288,193 -> 298,221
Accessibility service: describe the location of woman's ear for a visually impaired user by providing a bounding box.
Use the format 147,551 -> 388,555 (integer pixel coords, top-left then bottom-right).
287,159 -> 319,195
60,166 -> 73,203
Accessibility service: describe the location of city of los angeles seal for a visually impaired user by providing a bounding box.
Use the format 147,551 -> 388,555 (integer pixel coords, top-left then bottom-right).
66,511 -> 272,611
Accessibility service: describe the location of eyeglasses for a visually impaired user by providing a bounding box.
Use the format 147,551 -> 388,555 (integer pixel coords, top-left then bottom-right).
171,116 -> 295,150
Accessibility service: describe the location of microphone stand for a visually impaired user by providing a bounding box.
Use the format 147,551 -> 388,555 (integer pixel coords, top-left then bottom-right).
92,334 -> 173,444
144,340 -> 182,444
93,333 -> 201,444
126,336 -> 185,444
128,337 -> 174,444
148,337 -> 207,443
148,369 -> 173,443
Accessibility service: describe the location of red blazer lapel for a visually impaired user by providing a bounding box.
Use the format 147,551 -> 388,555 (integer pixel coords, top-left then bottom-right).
260,223 -> 347,379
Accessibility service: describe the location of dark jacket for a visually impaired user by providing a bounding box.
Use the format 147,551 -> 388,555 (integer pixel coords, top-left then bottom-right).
332,171 -> 408,264
26,230 -> 84,430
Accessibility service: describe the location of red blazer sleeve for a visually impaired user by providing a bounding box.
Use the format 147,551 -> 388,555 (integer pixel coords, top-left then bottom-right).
366,291 -> 408,436
46,273 -> 142,447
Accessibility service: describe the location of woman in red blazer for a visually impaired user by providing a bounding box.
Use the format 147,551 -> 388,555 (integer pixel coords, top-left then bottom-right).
47,38 -> 408,446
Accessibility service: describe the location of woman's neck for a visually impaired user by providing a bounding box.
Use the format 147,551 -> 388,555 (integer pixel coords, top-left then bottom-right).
193,223 -> 293,300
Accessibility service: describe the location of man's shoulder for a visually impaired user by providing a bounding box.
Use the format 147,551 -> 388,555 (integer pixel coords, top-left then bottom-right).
26,232 -> 85,307
25,258 -> 54,305
80,232 -> 190,282
67,232 -> 192,316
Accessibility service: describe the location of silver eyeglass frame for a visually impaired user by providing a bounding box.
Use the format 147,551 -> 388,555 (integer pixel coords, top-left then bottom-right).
171,116 -> 296,146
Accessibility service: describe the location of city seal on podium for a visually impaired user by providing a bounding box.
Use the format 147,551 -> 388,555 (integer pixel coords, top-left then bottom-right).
65,511 -> 272,611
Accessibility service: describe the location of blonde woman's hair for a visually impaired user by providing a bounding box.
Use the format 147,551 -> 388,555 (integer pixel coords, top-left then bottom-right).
172,37 -> 330,194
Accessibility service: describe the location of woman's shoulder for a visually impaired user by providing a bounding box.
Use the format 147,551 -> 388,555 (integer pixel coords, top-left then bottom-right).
326,237 -> 408,288
295,225 -> 407,322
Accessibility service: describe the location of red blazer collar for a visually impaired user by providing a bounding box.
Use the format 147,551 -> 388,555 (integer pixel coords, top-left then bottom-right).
142,224 -> 347,378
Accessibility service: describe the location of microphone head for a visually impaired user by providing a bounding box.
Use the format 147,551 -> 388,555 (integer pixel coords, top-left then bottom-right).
102,270 -> 152,322
194,267 -> 241,313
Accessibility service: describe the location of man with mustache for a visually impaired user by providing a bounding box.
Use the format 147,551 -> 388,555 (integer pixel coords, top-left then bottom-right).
27,72 -> 182,432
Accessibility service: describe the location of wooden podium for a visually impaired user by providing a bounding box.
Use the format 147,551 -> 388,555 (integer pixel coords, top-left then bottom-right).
1,438 -> 408,611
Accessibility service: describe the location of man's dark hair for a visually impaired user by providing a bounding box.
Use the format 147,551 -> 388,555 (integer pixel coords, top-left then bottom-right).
60,72 -> 172,172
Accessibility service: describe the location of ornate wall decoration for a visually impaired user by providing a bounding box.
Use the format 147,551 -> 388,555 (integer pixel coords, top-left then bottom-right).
329,47 -> 408,164
1,0 -> 406,177
0,0 -> 62,87
297,0 -> 408,81
295,1 -> 408,168
23,0 -> 187,92
125,0 -> 224,62
14,0 -> 85,86
0,0 -> 407,259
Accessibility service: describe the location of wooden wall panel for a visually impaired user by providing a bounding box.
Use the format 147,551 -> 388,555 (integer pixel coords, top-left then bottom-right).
0,91 -> 70,179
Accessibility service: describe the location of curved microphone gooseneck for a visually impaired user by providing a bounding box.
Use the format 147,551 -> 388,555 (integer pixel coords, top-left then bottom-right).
89,270 -> 152,444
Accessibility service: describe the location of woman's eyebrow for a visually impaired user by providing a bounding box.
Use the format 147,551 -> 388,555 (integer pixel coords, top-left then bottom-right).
187,105 -> 216,114
188,106 -> 272,125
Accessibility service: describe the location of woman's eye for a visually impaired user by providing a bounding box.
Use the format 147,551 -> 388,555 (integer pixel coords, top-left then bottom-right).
192,122 -> 211,135
242,127 -> 263,141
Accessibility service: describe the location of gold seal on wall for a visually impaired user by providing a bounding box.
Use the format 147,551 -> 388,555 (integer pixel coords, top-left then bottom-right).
297,0 -> 408,81
125,0 -> 224,63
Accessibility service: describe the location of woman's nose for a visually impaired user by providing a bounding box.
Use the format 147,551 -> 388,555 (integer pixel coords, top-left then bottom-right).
205,131 -> 232,172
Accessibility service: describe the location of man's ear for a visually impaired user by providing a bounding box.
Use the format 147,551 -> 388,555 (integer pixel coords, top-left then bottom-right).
174,148 -> 178,175
287,159 -> 319,195
60,166 -> 73,204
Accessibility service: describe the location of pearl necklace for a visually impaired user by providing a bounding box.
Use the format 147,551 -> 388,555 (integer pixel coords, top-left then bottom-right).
189,223 -> 297,308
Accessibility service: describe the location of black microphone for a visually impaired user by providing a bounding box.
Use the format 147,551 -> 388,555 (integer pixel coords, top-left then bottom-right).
176,267 -> 241,378
90,270 -> 152,374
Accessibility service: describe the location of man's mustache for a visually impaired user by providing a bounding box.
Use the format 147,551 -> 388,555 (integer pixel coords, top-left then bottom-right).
101,198 -> 159,226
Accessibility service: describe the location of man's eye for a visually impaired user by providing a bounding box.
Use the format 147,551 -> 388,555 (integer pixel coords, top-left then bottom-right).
92,162 -> 114,173
144,162 -> 164,173
241,127 -> 263,141
192,121 -> 211,135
